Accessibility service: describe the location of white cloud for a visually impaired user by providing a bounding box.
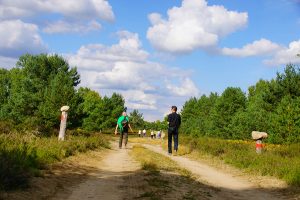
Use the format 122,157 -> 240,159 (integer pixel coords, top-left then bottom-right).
0,0 -> 114,21
121,90 -> 157,110
68,31 -> 149,71
0,19 -> 47,57
44,0 -> 114,21
166,78 -> 200,97
0,56 -> 17,69
67,31 -> 199,120
147,0 -> 248,54
264,40 -> 300,66
43,20 -> 101,34
221,39 -> 283,57
0,5 -> 33,20
0,0 -> 114,34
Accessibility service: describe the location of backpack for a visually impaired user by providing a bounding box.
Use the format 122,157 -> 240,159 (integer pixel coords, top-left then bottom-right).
118,115 -> 129,132
121,118 -> 129,128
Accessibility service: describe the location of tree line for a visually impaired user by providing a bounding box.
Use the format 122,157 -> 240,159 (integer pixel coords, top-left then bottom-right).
0,54 -> 125,135
180,64 -> 300,144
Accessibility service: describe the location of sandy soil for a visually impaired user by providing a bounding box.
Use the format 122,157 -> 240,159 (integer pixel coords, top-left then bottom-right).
2,140 -> 298,200
142,143 -> 296,200
50,142 -> 141,200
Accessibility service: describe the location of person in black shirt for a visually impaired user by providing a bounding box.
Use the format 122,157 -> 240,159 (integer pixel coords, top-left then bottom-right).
167,106 -> 181,155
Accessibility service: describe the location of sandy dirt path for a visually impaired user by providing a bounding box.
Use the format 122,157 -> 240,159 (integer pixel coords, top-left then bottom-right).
50,142 -> 141,200
142,143 -> 286,200
4,140 -> 294,200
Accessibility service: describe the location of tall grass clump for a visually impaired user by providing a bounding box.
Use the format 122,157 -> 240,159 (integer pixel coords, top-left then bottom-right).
180,135 -> 300,186
0,132 -> 109,191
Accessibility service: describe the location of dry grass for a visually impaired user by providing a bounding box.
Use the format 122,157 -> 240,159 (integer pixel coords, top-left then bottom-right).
129,137 -> 165,145
130,145 -> 191,177
129,145 -> 214,200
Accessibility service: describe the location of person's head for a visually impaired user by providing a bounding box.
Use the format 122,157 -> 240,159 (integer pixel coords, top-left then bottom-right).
171,105 -> 177,112
122,111 -> 127,116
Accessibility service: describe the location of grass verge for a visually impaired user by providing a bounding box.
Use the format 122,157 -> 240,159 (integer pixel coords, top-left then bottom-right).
0,132 -> 110,191
179,135 -> 300,186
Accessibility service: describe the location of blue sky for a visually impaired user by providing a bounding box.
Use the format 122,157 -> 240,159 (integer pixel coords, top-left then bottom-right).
0,0 -> 299,121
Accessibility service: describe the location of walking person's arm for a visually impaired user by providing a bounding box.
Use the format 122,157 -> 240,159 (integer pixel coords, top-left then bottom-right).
128,124 -> 134,133
115,124 -> 119,135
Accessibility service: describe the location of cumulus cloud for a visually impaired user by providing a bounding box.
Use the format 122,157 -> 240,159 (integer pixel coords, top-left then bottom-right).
0,19 -> 47,57
67,31 -> 199,120
0,0 -> 114,34
147,0 -> 248,54
0,5 -> 32,20
166,78 -> 199,97
264,40 -> 300,66
68,31 -> 149,71
121,90 -> 157,110
43,20 -> 101,34
221,39 -> 283,57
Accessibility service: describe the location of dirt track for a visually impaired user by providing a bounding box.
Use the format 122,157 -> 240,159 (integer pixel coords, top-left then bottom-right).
142,143 -> 287,200
50,142 -> 141,200
2,140 -> 296,200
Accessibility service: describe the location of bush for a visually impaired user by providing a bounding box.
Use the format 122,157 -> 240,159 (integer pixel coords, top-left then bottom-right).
0,120 -> 14,134
0,141 -> 38,190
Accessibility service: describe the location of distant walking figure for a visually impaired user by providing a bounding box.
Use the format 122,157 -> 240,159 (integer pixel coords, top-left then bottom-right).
142,129 -> 146,137
167,106 -> 181,155
150,130 -> 154,139
115,111 -> 133,148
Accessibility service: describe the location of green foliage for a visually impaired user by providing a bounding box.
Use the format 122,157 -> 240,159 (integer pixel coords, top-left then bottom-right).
180,94 -> 218,136
0,54 -> 80,132
276,65 -> 300,98
269,96 -> 300,144
75,89 -> 125,131
129,109 -> 144,129
144,120 -> 168,131
209,87 -> 246,138
0,54 -> 125,133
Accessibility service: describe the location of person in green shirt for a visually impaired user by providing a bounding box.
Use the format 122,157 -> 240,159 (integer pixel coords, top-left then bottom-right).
115,111 -> 133,148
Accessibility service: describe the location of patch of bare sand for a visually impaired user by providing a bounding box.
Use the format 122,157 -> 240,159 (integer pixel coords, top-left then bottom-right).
142,143 -> 298,200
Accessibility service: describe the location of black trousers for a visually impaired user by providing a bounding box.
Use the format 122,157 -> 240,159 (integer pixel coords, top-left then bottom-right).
119,131 -> 128,148
168,127 -> 178,153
